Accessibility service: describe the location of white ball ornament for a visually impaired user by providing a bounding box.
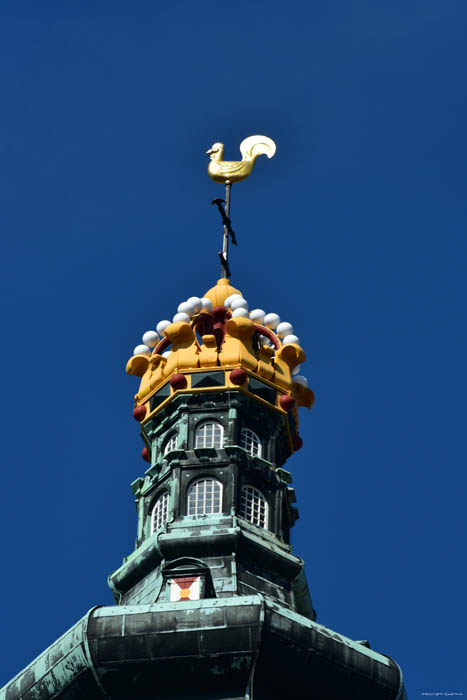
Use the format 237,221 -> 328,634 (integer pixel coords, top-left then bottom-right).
162,350 -> 171,359
282,334 -> 300,346
187,296 -> 202,313
173,312 -> 190,323
200,297 -> 213,312
224,293 -> 243,308
232,307 -> 249,318
264,313 -> 280,329
133,344 -> 151,356
156,320 -> 171,336
231,297 -> 248,311
276,322 -> 294,338
177,301 -> 195,316
293,375 -> 308,387
142,330 -> 159,347
250,309 -> 266,324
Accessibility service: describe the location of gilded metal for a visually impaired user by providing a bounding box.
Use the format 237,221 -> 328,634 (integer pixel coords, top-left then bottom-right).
206,135 -> 276,184
207,135 -> 276,277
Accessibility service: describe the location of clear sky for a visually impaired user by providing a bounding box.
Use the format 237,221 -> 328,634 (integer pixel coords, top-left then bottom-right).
1,1 -> 466,696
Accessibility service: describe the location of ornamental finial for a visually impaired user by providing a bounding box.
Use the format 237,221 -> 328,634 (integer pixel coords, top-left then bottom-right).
207,135 -> 276,279
206,135 -> 276,185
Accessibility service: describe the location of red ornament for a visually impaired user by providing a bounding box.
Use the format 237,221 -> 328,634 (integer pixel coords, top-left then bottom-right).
142,446 -> 150,462
293,434 -> 303,451
133,405 -> 147,422
230,368 -> 247,385
170,373 -> 187,390
280,395 -> 295,412
211,305 -> 229,321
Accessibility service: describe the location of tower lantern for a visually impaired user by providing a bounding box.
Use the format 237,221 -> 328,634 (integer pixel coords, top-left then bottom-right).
1,137 -> 406,700
117,274 -> 314,619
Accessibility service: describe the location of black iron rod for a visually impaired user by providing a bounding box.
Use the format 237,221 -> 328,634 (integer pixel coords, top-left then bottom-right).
221,181 -> 231,278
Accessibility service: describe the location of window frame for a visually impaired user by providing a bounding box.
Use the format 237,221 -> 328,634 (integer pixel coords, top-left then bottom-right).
186,477 -> 223,517
150,491 -> 170,534
194,421 -> 224,449
240,427 -> 262,458
163,432 -> 178,456
240,484 -> 269,529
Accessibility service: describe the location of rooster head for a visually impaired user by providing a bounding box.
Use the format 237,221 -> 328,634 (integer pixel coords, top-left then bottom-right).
206,142 -> 224,160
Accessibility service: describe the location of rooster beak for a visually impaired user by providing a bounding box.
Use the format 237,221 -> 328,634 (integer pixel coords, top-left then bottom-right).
206,148 -> 213,155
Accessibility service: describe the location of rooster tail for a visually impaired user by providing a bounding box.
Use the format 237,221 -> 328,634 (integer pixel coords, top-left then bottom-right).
239,135 -> 276,162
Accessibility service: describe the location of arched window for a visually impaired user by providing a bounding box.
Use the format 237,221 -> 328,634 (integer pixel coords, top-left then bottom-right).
164,432 -> 178,456
151,492 -> 169,534
241,485 -> 268,528
187,478 -> 223,516
195,422 -> 224,449
241,428 -> 262,457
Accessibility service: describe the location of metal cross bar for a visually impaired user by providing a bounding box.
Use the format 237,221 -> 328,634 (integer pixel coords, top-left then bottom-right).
211,181 -> 237,279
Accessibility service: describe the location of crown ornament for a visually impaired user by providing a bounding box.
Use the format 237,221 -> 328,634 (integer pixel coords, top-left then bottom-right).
127,279 -> 314,457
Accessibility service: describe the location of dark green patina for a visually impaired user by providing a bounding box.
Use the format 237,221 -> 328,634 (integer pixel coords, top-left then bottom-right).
1,388 -> 407,699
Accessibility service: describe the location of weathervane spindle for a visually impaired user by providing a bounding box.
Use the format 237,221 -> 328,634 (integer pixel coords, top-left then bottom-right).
207,135 -> 276,278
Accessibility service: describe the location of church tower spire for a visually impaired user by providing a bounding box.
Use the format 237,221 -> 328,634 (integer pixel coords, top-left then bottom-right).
0,136 -> 406,700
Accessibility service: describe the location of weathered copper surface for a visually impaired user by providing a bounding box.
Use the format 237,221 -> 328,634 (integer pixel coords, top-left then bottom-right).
0,597 -> 405,700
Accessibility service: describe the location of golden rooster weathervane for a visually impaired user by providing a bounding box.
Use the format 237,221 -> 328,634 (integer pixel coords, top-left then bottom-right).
207,135 -> 276,278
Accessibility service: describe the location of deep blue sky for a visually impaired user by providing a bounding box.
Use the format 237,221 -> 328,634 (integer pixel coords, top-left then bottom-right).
1,2 -> 466,696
